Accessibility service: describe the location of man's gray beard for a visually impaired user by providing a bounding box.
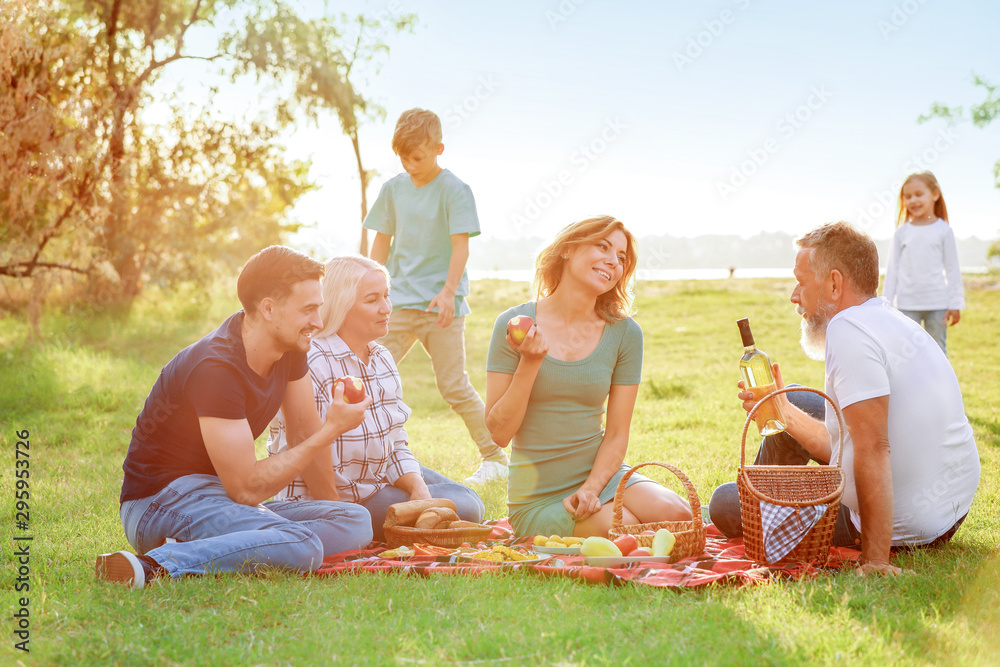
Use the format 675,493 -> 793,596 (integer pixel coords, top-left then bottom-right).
798,302 -> 835,361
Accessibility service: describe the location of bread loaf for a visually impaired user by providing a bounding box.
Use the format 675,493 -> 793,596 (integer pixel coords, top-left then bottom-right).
414,507 -> 460,529
384,498 -> 458,528
448,520 -> 488,530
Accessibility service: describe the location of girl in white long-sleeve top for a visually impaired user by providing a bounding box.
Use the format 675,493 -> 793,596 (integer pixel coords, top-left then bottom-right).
883,171 -> 964,355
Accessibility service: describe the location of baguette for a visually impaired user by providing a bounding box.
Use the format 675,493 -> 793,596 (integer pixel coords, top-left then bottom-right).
448,520 -> 488,530
384,498 -> 458,528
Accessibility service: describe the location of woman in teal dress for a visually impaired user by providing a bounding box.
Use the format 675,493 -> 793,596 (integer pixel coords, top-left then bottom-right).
485,215 -> 692,538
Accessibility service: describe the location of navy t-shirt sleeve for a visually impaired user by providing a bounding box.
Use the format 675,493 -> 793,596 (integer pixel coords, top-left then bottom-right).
187,360 -> 248,421
290,350 -> 308,382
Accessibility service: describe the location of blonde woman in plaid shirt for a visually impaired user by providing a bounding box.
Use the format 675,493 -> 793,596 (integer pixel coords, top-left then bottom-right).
267,255 -> 484,542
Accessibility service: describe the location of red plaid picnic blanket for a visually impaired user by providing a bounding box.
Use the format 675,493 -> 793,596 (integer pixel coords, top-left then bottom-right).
313,521 -> 862,588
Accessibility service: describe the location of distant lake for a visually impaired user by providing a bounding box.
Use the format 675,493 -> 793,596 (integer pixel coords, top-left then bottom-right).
469,266 -> 989,283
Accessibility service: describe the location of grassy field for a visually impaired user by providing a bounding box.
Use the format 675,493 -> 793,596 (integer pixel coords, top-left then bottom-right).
1,276 -> 998,665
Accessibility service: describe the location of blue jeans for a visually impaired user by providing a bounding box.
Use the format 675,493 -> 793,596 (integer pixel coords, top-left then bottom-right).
120,474 -> 373,578
708,388 -> 861,548
360,466 -> 485,542
899,309 -> 948,355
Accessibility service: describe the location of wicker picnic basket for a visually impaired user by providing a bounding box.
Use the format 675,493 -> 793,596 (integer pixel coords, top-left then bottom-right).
738,386 -> 846,566
384,523 -> 493,549
608,462 -> 706,562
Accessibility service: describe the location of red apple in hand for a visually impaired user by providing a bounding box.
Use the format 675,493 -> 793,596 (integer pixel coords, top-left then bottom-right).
334,376 -> 366,404
507,315 -> 533,344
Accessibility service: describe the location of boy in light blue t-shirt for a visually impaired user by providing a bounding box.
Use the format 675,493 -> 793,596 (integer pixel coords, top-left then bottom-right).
364,108 -> 509,486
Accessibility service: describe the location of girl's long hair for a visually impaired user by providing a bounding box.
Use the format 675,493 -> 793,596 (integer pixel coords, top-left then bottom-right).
534,215 -> 639,322
897,171 -> 949,225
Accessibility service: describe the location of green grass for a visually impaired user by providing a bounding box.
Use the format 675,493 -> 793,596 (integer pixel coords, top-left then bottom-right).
1,277 -> 998,665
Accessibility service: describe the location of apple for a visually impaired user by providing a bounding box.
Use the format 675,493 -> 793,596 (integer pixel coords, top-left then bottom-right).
507,315 -> 533,344
612,534 -> 639,556
334,375 -> 366,404
627,548 -> 652,558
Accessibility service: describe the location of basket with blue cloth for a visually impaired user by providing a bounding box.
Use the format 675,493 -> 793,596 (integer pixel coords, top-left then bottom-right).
737,386 -> 846,566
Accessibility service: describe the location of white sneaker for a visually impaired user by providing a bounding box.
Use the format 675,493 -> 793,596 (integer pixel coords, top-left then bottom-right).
464,460 -> 509,486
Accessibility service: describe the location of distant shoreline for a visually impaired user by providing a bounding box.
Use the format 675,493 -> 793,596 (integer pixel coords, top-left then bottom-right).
470,267 -> 991,283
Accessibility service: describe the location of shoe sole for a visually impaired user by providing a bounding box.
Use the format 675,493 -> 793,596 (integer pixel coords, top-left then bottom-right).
464,475 -> 509,485
95,552 -> 145,589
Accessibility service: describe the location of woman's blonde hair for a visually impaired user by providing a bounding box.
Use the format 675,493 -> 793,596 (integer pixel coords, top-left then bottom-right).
534,215 -> 639,322
897,171 -> 949,226
316,255 -> 390,339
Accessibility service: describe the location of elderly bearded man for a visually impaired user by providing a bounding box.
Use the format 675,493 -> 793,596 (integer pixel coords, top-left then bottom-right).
709,222 -> 979,576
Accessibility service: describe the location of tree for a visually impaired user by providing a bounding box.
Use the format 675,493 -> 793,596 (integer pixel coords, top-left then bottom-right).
1,1 -> 103,283
223,7 -> 415,256
1,0 -> 413,311
921,74 -> 1000,265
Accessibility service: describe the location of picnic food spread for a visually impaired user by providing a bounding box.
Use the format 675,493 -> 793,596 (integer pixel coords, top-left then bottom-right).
378,542 -> 537,563
532,534 -> 583,548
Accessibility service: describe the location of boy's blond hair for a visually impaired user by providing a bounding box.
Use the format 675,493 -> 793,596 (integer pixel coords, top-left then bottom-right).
392,108 -> 443,155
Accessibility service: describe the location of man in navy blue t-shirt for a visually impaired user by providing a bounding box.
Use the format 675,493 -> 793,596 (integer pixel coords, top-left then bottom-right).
96,246 -> 374,589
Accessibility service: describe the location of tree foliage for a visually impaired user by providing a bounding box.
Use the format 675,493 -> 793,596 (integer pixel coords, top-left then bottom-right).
222,6 -> 415,254
0,0 -> 413,311
921,74 -> 1000,263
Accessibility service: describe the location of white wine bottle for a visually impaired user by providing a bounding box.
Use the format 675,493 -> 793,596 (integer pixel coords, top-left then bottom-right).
737,318 -> 786,436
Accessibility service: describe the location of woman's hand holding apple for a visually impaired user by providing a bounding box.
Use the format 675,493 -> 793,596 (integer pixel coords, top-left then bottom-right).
507,321 -> 548,361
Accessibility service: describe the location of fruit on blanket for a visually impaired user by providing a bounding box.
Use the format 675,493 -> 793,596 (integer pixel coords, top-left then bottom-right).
580,536 -> 623,558
652,528 -> 676,558
335,375 -> 366,404
533,534 -> 585,548
507,316 -> 533,344
627,548 -> 652,558
612,534 -> 639,556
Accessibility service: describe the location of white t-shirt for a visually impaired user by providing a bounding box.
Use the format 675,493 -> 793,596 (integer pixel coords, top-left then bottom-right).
824,297 -> 979,545
883,219 -> 965,311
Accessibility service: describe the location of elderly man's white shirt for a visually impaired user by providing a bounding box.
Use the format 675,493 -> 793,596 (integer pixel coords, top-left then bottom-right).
824,297 -> 979,545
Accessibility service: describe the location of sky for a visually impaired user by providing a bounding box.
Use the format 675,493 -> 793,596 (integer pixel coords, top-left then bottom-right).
157,0 -> 1000,259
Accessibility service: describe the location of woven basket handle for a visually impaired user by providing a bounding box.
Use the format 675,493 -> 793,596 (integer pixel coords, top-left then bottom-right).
610,462 -> 703,534
739,385 -> 845,468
